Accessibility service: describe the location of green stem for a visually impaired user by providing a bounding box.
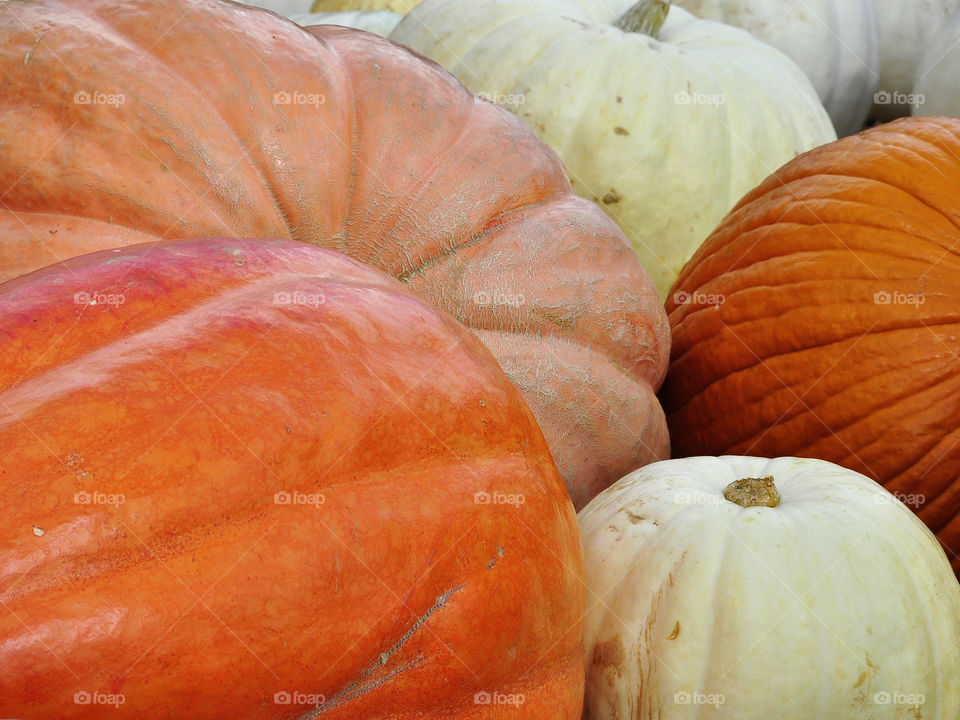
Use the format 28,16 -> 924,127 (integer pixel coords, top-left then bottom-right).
614,0 -> 670,38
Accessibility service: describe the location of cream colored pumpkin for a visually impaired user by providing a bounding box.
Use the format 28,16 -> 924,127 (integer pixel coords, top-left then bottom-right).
871,0 -> 959,120
391,0 -> 836,299
236,0 -> 313,14
673,0 -> 878,137
290,9 -> 403,34
912,9 -> 960,117
311,0 -> 419,12
579,456 -> 960,720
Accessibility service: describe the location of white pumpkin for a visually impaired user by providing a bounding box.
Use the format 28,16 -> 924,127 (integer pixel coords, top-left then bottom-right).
289,9 -> 403,34
391,0 -> 836,299
310,0 -> 420,11
673,0 -> 878,137
236,0 -> 314,15
871,0 -> 959,120
579,456 -> 960,720
912,9 -> 960,117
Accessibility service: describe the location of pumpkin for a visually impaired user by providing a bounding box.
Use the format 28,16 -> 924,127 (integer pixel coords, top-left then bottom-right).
663,116 -> 960,573
912,9 -> 960,117
0,0 -> 670,510
579,455 -> 960,719
0,236 -> 585,719
673,0 -> 878,137
311,0 -> 419,12
290,9 -> 403,34
390,0 -> 836,300
871,0 -> 959,120
238,0 -> 314,14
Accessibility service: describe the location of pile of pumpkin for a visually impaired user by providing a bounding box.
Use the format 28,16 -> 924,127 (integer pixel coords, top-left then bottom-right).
1,0 -> 959,718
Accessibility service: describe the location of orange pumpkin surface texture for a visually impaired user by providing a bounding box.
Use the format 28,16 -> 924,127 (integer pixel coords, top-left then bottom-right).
0,238 -> 585,718
0,0 -> 669,509
663,117 -> 960,573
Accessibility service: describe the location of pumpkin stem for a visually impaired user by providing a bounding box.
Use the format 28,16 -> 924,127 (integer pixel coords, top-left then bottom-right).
614,0 -> 670,38
723,476 -> 780,508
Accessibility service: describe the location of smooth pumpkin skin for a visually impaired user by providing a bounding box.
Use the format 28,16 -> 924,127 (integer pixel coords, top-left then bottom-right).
311,0 -> 420,12
663,117 -> 960,573
871,0 -> 959,120
579,456 -> 960,719
912,9 -> 960,117
0,237 -> 585,719
0,0 -> 670,510
290,9 -> 403,34
674,0 -> 879,136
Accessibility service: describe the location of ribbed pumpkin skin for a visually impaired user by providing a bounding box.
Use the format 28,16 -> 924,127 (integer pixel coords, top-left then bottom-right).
0,0 -> 669,510
663,117 -> 960,573
0,238 -> 585,718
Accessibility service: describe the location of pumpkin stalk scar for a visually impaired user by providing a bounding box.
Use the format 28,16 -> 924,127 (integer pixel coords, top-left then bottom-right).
723,476 -> 780,508
300,584 -> 466,716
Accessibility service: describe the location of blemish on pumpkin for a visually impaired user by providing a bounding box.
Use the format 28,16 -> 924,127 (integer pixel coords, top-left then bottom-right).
613,126 -> 629,136
616,95 -> 622,103
667,621 -> 679,640
592,635 -> 625,669
32,526 -> 44,537
853,669 -> 868,688
602,190 -> 621,204
625,510 -> 644,524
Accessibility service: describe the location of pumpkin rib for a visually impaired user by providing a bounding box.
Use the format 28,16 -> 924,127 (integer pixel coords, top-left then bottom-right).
733,373 -> 960,493
676,203 -> 960,296
675,220 -> 960,293
668,317 -> 960,406
681,325 -> 958,419
669,334 -> 960,470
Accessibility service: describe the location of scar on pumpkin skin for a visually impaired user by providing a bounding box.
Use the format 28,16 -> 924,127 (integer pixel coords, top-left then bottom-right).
298,584 -> 466,717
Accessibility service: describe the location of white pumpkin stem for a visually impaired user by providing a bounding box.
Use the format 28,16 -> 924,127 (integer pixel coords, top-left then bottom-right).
615,0 -> 670,38
723,476 -> 780,508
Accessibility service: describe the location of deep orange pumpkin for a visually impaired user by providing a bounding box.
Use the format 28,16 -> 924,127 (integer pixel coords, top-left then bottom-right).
663,116 -> 960,572
0,237 -> 585,718
0,0 -> 669,509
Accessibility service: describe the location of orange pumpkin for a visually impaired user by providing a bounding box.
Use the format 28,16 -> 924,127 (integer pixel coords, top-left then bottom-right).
0,0 -> 669,509
663,117 -> 960,572
0,237 -> 585,718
